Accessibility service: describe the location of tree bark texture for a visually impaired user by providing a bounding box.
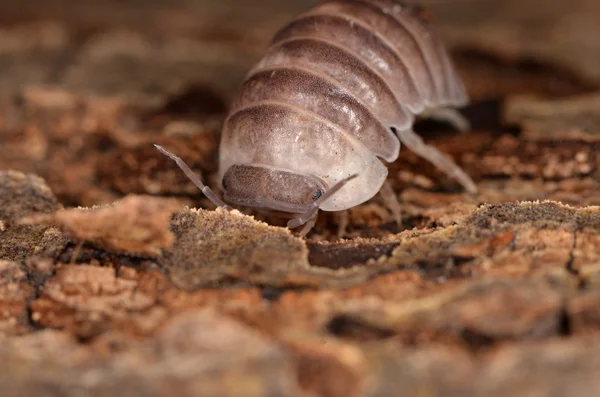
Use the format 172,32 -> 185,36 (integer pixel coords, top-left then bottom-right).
1,0 -> 600,396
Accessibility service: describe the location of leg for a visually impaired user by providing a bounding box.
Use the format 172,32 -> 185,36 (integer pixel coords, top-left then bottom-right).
420,107 -> 470,133
70,240 -> 84,265
395,128 -> 477,194
297,212 -> 318,237
379,181 -> 402,227
335,210 -> 349,239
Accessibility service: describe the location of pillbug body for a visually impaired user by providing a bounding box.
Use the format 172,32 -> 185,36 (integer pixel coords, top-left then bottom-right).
157,0 -> 476,234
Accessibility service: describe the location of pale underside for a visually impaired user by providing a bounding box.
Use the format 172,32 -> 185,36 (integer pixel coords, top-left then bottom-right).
219,0 -> 469,212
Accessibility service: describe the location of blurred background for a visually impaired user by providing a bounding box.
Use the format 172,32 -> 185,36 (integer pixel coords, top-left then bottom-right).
0,0 -> 597,99
0,0 -> 598,212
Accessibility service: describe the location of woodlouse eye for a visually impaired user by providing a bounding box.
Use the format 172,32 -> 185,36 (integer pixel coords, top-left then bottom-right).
312,189 -> 323,201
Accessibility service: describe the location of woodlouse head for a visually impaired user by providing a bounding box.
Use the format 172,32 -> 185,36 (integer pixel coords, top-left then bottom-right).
222,164 -> 328,214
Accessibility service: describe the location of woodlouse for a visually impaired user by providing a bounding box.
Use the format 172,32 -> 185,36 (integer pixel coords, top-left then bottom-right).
156,0 -> 477,235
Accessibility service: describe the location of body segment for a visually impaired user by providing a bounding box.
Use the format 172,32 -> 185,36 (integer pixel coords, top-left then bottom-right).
156,1 -> 476,234
219,0 -> 474,214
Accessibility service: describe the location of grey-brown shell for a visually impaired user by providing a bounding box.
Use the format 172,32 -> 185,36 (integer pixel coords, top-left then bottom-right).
219,0 -> 468,211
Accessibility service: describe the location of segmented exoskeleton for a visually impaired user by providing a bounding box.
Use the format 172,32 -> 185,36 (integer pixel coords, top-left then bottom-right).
156,0 -> 476,235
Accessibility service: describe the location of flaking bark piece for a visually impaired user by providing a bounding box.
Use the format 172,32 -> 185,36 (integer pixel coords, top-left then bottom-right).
389,201 -> 600,268
0,310 -> 300,397
365,336 -> 600,396
162,208 -> 368,291
148,308 -> 299,395
0,260 -> 35,335
0,171 -> 60,222
20,195 -> 182,257
30,264 -> 165,339
0,170 -> 66,261
366,200 -> 600,293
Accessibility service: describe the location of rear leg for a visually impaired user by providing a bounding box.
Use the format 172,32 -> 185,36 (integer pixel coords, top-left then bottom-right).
335,210 -> 349,239
379,180 -> 402,228
394,128 -> 477,194
420,107 -> 470,133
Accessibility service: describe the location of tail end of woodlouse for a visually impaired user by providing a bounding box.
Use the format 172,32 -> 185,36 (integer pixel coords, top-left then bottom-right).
153,144 -> 232,210
287,173 -> 359,232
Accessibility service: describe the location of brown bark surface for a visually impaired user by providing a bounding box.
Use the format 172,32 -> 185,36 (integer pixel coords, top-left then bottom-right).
1,0 -> 600,395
